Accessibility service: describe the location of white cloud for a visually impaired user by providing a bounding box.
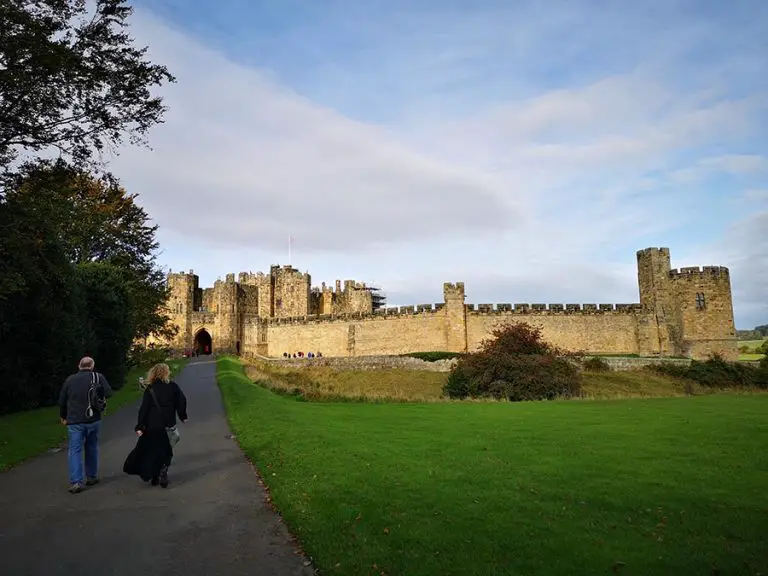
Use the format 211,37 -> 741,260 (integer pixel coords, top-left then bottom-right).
101,6 -> 767,327
112,10 -> 520,254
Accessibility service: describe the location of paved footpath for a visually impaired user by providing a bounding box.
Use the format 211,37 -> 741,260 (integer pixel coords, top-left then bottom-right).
0,358 -> 314,576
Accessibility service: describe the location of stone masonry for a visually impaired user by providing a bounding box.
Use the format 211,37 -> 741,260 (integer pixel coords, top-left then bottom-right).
148,248 -> 738,361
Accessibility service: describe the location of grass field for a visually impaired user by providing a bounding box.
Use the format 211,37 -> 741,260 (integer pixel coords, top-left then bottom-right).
739,338 -> 767,361
246,360 -> 727,402
0,359 -> 188,471
219,357 -> 768,575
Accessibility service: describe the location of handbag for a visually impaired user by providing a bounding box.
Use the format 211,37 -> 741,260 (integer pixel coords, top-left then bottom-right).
148,386 -> 180,448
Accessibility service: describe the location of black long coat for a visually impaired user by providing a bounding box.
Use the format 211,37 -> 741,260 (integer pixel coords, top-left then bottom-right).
123,380 -> 188,481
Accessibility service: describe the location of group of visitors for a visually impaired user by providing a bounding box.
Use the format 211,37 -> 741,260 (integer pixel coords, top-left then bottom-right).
282,351 -> 322,359
58,356 -> 189,493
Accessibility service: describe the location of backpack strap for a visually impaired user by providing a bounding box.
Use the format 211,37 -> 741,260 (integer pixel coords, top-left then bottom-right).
147,386 -> 169,427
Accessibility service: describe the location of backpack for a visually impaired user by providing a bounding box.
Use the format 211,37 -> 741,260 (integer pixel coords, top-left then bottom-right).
86,372 -> 107,418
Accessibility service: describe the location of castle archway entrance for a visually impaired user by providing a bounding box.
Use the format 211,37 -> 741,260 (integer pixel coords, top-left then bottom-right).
194,328 -> 213,355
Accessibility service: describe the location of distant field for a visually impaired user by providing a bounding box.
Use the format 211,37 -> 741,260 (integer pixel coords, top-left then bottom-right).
0,359 -> 188,471
738,338 -> 767,361
739,339 -> 767,348
245,360 -> 742,402
219,357 -> 768,576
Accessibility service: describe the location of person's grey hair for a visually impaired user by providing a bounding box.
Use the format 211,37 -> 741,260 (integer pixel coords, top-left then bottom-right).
79,356 -> 95,370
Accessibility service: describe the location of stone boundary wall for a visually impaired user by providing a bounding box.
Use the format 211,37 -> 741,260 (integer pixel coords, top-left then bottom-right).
251,354 -> 759,373
262,354 -> 688,373
262,355 -> 458,372
596,357 -> 692,370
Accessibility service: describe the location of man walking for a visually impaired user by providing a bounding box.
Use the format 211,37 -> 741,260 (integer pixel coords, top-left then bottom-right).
58,357 -> 113,493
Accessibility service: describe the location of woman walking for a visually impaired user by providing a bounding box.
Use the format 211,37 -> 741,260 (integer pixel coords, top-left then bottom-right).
123,363 -> 188,487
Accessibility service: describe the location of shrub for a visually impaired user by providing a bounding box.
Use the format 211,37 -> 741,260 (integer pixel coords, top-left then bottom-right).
757,356 -> 768,389
406,351 -> 461,362
651,354 -> 767,389
443,322 -> 582,402
582,357 -> 611,372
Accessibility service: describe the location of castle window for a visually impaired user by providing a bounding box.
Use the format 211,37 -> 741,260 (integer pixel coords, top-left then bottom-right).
695,292 -> 706,310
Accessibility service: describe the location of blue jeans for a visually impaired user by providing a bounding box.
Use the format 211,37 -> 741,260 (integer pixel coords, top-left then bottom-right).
67,421 -> 101,485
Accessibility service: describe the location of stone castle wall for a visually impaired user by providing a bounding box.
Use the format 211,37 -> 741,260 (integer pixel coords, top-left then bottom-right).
156,247 -> 738,362
465,305 -> 643,355
238,303 -> 654,359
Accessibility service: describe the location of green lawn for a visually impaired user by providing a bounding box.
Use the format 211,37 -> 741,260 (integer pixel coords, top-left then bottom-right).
217,356 -> 768,576
0,359 -> 188,471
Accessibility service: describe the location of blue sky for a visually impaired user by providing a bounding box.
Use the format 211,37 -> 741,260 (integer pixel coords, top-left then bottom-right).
113,0 -> 767,328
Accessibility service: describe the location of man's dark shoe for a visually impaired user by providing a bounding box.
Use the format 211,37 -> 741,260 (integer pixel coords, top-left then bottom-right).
151,475 -> 159,486
159,465 -> 169,488
86,477 -> 99,486
68,483 -> 84,494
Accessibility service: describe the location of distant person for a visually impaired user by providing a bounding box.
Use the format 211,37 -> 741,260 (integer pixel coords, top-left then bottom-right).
123,363 -> 188,488
58,356 -> 113,494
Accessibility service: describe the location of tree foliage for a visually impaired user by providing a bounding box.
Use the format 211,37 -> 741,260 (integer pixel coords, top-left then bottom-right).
0,1 -> 175,414
0,197 -> 85,412
76,262 -> 135,390
3,158 -> 176,341
443,322 -> 583,401
0,161 -> 175,413
0,0 -> 175,171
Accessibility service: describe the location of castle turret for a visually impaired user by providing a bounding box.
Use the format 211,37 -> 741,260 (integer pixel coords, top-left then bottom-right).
331,280 -> 373,315
637,247 -> 680,355
636,247 -> 736,360
270,265 -> 311,318
443,282 -> 467,353
213,274 -> 240,353
668,265 -> 737,360
166,270 -> 198,349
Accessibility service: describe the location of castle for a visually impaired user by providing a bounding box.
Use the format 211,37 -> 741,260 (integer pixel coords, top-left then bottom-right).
153,247 -> 738,361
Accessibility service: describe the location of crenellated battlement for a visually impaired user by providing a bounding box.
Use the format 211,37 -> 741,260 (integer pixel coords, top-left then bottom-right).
637,247 -> 670,259
257,298 -> 648,326
465,302 -> 643,315
167,268 -> 197,279
271,264 -> 311,281
443,282 -> 465,301
238,271 -> 269,284
264,302 -> 446,326
669,266 -> 729,278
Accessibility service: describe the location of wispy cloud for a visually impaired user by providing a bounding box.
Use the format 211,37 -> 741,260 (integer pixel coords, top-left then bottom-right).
114,0 -> 767,327
671,154 -> 768,183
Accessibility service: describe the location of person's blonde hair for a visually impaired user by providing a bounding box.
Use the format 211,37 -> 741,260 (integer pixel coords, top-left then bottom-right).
147,363 -> 170,385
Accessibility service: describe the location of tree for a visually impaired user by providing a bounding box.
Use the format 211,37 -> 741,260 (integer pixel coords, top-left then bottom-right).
0,0 -> 175,172
3,158 -> 176,342
77,262 -> 135,390
0,195 -> 86,413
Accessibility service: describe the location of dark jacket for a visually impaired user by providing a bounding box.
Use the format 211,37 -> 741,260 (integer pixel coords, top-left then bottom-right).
135,380 -> 188,433
59,369 -> 114,425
